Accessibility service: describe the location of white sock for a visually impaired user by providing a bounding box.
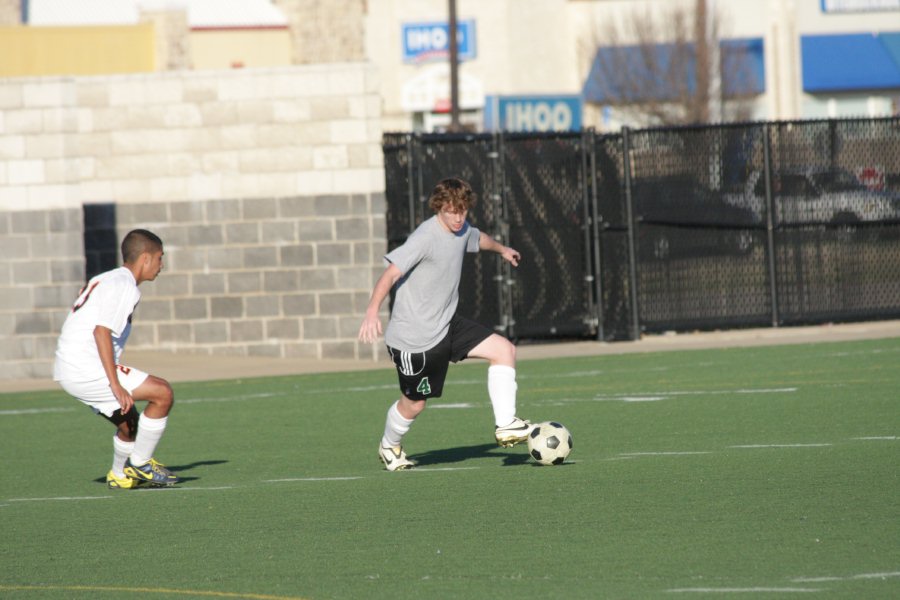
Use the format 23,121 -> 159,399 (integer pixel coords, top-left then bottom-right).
488,365 -> 517,427
130,414 -> 168,466
381,400 -> 414,448
112,435 -> 134,477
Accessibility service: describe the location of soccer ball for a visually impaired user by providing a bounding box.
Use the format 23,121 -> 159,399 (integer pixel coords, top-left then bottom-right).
527,422 -> 573,465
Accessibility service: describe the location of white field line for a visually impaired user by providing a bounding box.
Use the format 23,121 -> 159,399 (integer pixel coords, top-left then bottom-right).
593,388 -> 798,403
8,496 -> 111,502
179,392 -> 281,404
264,477 -> 363,483
824,346 -> 900,359
792,571 -> 900,583
137,486 -> 235,492
306,383 -> 398,393
853,436 -> 897,440
518,366 -> 672,380
0,407 -> 76,416
668,587 -> 820,593
730,444 -> 832,449
430,403 -> 474,409
408,466 -> 482,472
613,396 -> 668,402
301,381 -> 480,395
620,451 -> 712,457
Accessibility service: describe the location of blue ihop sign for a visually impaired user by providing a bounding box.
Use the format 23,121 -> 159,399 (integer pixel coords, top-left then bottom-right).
402,20 -> 476,63
484,95 -> 583,132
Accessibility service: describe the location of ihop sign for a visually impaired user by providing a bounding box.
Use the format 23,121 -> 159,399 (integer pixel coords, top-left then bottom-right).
485,95 -> 583,132
402,20 -> 476,63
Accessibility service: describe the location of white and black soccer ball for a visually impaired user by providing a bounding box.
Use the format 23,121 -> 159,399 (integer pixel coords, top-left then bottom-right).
527,421 -> 572,466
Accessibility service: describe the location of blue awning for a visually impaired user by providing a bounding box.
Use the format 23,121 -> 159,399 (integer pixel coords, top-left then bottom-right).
582,38 -> 765,103
801,32 -> 900,92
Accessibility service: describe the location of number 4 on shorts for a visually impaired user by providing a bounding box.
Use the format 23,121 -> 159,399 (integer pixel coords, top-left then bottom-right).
416,377 -> 432,395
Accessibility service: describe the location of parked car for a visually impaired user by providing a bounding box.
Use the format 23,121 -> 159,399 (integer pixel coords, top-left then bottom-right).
631,175 -> 758,260
729,168 -> 900,226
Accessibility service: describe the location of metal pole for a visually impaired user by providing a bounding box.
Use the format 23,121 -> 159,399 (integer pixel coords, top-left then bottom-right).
414,135 -> 425,224
706,0 -> 722,123
448,0 -> 461,132
406,134 -> 416,235
622,127 -> 641,341
584,130 -> 604,341
762,125 -> 779,327
493,132 -> 514,337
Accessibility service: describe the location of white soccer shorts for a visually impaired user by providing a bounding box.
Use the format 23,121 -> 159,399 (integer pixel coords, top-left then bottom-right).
58,364 -> 150,417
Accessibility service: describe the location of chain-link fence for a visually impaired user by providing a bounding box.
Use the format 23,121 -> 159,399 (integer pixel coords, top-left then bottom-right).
383,117 -> 900,341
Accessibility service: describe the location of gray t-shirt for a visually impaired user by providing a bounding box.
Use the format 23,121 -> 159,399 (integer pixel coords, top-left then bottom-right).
384,215 -> 481,352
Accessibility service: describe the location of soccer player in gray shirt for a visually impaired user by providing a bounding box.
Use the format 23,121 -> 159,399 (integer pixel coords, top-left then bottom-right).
358,177 -> 533,470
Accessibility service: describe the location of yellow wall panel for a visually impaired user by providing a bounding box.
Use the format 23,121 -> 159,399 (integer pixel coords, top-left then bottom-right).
190,29 -> 291,70
0,25 -> 155,77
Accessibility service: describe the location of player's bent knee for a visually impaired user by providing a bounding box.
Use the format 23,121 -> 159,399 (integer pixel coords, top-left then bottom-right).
488,334 -> 516,365
157,379 -> 174,409
469,333 -> 515,366
137,376 -> 174,412
505,339 -> 517,363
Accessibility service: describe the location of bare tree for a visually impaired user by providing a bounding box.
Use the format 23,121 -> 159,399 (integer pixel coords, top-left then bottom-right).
582,0 -> 757,127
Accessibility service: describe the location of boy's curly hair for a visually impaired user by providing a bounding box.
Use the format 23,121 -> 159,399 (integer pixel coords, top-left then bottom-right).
428,177 -> 476,213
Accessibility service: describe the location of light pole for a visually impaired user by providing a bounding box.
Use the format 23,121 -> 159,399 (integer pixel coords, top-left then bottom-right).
448,0 -> 461,132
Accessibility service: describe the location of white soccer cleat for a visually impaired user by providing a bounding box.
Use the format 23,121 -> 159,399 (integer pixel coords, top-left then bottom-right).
494,417 -> 534,448
378,444 -> 416,471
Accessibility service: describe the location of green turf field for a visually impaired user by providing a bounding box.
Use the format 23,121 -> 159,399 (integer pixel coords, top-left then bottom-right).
1,337 -> 898,599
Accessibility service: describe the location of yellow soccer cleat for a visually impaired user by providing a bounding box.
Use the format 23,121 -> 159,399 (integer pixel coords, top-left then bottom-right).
124,457 -> 180,486
106,470 -> 140,490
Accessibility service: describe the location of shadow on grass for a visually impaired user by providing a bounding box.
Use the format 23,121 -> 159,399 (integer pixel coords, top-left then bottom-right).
92,459 -> 228,484
410,443 -> 531,467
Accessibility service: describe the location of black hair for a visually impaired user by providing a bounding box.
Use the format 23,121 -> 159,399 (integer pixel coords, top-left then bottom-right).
121,229 -> 163,264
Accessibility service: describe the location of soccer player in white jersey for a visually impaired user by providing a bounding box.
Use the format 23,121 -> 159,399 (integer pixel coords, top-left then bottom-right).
54,229 -> 179,489
358,177 -> 532,471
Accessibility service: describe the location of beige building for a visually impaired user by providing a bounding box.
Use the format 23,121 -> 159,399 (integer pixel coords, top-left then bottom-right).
366,0 -> 900,131
8,1 -> 899,130
366,0 -> 582,131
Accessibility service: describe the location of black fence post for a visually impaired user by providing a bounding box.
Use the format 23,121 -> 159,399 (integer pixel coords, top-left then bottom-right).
762,125 -> 780,327
621,127 -> 640,341
405,134 -> 416,235
585,129 -> 604,341
414,134 -> 427,226
491,131 -> 515,338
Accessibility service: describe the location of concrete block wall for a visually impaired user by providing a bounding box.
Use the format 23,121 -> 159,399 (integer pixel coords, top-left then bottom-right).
118,193 -> 386,361
275,0 -> 365,65
0,64 -> 387,380
0,0 -> 19,25
0,207 -> 84,378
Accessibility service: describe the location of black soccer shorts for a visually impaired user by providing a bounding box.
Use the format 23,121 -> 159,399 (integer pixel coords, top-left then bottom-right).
387,314 -> 493,400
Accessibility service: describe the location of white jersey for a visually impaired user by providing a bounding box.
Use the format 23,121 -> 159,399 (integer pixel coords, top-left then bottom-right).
54,267 -> 141,383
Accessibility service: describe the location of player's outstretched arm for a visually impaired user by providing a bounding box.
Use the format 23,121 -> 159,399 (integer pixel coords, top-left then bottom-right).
358,263 -> 403,344
478,232 -> 520,267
